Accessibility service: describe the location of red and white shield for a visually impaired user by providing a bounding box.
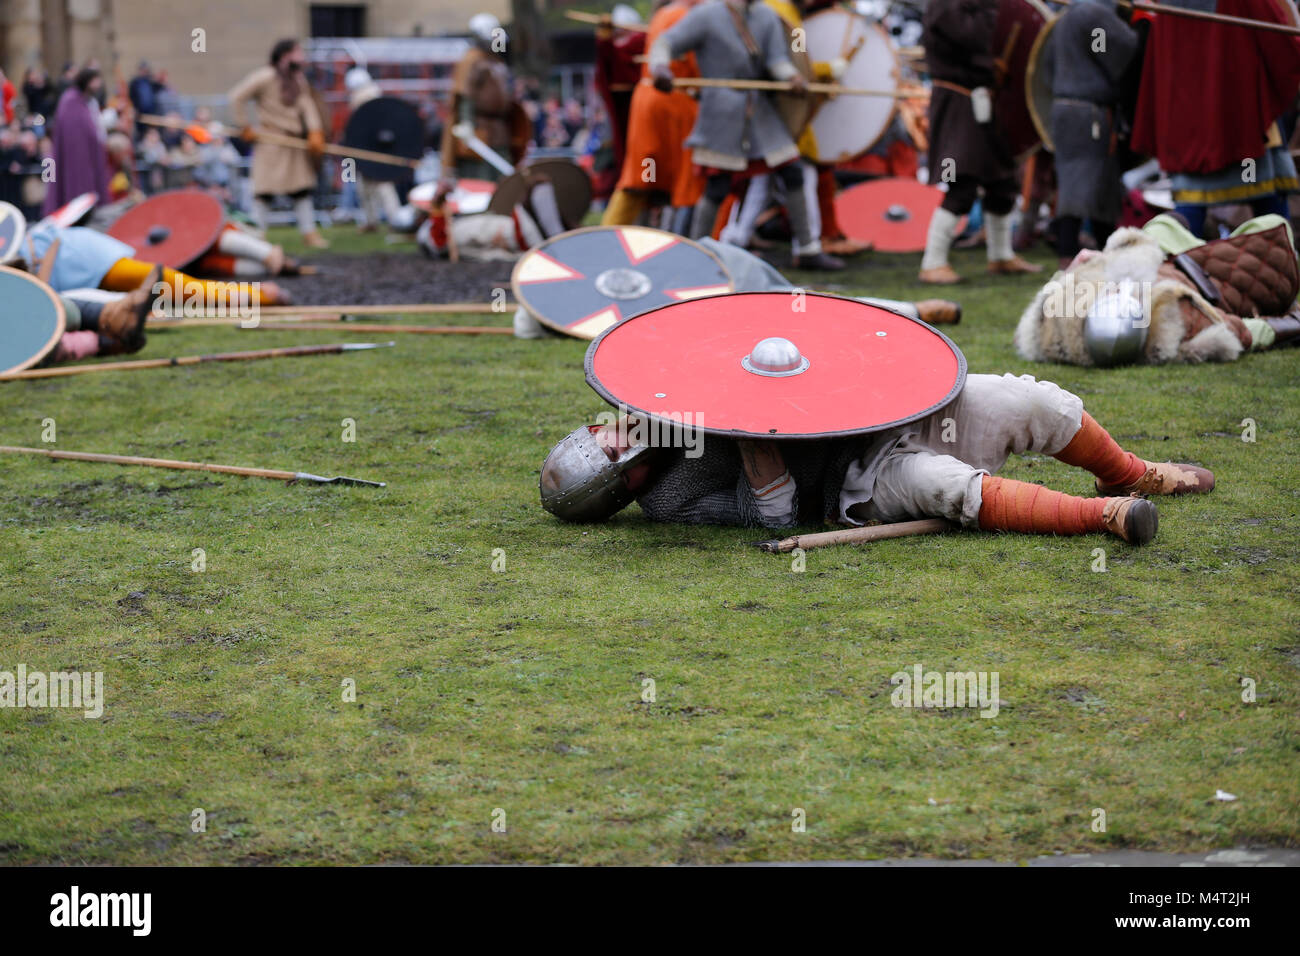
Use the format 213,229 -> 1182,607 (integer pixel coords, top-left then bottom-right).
586,292 -> 966,439
40,192 -> 98,230
512,226 -> 733,339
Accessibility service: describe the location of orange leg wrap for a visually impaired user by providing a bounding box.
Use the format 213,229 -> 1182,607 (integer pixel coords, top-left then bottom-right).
977,476 -> 1108,535
102,259 -> 271,306
1052,412 -> 1147,488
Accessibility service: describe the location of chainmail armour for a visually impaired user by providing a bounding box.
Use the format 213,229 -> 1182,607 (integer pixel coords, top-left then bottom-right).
635,431 -> 906,529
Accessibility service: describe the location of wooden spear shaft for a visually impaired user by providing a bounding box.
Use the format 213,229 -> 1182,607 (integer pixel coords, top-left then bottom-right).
565,10 -> 649,32
0,342 -> 393,380
138,113 -> 421,170
152,320 -> 514,335
669,77 -> 925,99
754,518 -> 953,554
0,445 -> 385,486
1056,0 -> 1300,36
155,302 -> 512,317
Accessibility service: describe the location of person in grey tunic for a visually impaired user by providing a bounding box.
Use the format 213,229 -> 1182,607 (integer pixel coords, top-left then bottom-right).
1041,0 -> 1138,267
647,0 -> 843,270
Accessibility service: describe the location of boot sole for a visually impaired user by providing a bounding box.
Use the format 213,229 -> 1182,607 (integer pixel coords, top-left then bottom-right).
1125,499 -> 1159,545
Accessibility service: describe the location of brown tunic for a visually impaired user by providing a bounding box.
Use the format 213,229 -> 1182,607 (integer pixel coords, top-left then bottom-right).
228,65 -> 323,197
923,0 -> 1014,185
439,47 -> 520,178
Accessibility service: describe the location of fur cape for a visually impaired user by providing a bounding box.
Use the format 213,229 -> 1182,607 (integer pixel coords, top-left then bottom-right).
1014,227 -> 1244,366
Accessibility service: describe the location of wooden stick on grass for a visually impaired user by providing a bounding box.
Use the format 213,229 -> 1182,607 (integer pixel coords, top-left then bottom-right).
0,342 -> 393,380
0,445 -> 385,486
754,518 -> 953,553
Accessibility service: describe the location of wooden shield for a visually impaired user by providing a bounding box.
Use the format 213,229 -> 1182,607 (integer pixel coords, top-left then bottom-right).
344,96 -> 424,183
586,292 -> 966,439
0,265 -> 66,375
512,225 -> 733,340
106,189 -> 226,269
803,10 -> 898,164
835,178 -> 965,254
774,21 -> 819,142
489,159 -> 592,229
0,201 -> 26,265
996,0 -> 1051,159
1024,12 -> 1059,152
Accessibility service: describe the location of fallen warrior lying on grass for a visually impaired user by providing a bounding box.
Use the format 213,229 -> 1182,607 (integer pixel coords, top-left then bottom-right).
1016,213 -> 1300,366
540,373 -> 1214,545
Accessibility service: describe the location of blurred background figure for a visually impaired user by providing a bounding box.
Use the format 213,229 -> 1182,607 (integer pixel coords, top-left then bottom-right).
345,66 -> 402,232
42,66 -> 111,214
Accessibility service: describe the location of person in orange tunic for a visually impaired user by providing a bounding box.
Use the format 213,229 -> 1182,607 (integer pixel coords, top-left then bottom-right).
601,0 -> 705,231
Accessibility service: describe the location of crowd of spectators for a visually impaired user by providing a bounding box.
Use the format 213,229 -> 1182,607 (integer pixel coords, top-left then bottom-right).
0,58 -> 247,220
0,56 -> 614,225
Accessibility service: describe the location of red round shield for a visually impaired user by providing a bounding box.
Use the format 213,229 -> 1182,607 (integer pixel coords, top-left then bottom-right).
40,191 -> 98,229
586,292 -> 966,439
106,189 -> 226,269
0,265 -> 66,375
835,178 -> 966,254
513,225 -> 733,340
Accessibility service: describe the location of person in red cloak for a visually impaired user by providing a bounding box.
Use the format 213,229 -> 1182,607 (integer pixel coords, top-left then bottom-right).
1131,0 -> 1300,237
41,68 -> 111,214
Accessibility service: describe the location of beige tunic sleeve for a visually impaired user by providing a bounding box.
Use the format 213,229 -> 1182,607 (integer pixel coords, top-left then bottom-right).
228,65 -> 274,128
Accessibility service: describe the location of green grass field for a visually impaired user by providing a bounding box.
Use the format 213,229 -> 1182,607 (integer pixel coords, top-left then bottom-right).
1,227 -> 1296,864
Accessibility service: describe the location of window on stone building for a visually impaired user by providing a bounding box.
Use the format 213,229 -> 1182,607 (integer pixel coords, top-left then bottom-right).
309,4 -> 368,37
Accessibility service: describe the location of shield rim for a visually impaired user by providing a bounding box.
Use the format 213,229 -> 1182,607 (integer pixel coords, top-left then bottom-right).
804,10 -> 900,165
998,0 -> 1052,160
0,201 -> 28,265
0,264 -> 67,375
488,158 -> 592,225
583,290 -> 968,441
1024,12 -> 1059,152
512,224 -> 735,341
106,188 -> 226,269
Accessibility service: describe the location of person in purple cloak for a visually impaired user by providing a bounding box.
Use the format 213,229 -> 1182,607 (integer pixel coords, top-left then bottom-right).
41,67 -> 110,215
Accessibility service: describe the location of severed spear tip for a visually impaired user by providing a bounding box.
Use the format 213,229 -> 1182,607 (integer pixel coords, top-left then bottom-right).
340,341 -> 397,350
752,538 -> 786,553
293,472 -> 387,487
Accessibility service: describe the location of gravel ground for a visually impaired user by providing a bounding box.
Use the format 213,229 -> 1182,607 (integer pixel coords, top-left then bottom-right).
277,252 -> 514,306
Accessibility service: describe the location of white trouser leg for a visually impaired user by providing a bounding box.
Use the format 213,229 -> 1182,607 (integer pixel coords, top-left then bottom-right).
986,210 -> 1016,262
860,297 -> 918,320
801,160 -> 820,242
860,448 -> 987,527
721,174 -> 769,246
217,228 -> 273,264
909,372 -> 1085,473
294,196 -> 317,235
920,206 -> 961,271
527,181 -> 565,237
251,199 -> 271,233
